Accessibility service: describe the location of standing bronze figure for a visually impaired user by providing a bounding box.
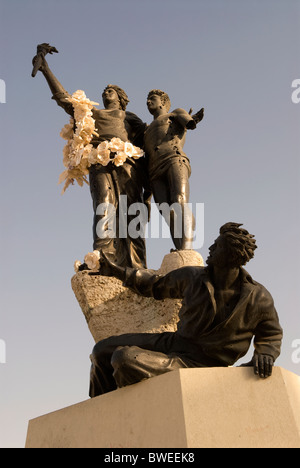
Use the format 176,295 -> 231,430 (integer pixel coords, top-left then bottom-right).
144,90 -> 204,250
32,45 -> 149,268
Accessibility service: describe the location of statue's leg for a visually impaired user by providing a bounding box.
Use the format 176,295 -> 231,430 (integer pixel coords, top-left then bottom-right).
166,164 -> 194,250
89,164 -> 116,255
89,332 -> 178,397
89,349 -> 118,397
151,176 -> 174,242
111,345 -> 190,388
117,164 -> 148,269
89,333 -> 222,397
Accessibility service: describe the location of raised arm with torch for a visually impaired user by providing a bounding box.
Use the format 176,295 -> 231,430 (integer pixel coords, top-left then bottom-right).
31,43 -> 58,77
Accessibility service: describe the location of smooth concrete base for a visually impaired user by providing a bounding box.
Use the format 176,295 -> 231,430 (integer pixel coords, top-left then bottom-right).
25,367 -> 300,448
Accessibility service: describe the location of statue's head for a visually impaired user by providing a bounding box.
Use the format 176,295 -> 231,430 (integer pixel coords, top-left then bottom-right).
207,222 -> 257,268
147,89 -> 171,113
102,85 -> 129,111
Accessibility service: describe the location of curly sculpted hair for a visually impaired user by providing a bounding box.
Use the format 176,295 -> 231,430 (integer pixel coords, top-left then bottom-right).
219,222 -> 257,267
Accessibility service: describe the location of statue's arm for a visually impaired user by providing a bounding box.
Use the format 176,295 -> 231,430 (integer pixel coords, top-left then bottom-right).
123,267 -> 189,300
125,111 -> 147,148
252,311 -> 283,376
89,252 -> 188,300
33,55 -> 73,116
253,291 -> 283,360
171,108 -> 199,130
241,291 -> 283,378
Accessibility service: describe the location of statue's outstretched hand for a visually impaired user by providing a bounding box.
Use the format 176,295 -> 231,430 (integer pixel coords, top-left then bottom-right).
192,107 -> 204,125
32,54 -> 47,75
31,43 -> 58,77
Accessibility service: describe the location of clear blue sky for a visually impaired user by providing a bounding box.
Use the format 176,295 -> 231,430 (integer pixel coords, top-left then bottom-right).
0,0 -> 299,448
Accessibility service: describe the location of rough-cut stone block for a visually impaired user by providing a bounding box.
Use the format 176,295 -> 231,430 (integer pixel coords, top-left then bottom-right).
71,250 -> 204,342
25,367 -> 300,448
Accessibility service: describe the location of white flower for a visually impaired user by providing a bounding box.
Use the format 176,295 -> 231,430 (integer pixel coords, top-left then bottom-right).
95,142 -> 110,166
131,145 -> 144,159
74,106 -> 91,122
113,151 -> 127,166
72,134 -> 85,149
74,260 -> 82,273
68,90 -> 99,108
68,148 -> 83,167
80,115 -> 95,133
97,150 -> 111,166
81,143 -> 93,158
108,137 -> 125,153
84,250 -> 101,270
97,141 -> 110,152
124,142 -> 135,157
88,147 -> 98,165
62,141 -> 73,167
123,142 -> 144,159
60,120 -> 74,140
69,90 -> 87,103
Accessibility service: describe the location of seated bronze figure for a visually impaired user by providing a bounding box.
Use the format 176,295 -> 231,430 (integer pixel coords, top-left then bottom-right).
89,222 -> 282,397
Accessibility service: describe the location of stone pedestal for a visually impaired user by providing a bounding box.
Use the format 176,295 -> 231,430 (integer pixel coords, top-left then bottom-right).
25,367 -> 300,448
71,250 -> 204,342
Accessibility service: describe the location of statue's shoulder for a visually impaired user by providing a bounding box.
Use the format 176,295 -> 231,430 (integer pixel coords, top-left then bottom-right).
125,110 -> 146,125
169,108 -> 194,129
241,268 -> 275,307
171,108 -> 190,117
125,110 -> 141,120
125,110 -> 136,117
173,265 -> 207,279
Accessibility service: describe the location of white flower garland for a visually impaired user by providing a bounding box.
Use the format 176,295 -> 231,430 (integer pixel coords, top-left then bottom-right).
59,90 -> 144,194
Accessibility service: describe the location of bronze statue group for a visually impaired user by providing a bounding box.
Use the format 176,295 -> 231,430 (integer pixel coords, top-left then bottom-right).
32,45 -> 283,397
